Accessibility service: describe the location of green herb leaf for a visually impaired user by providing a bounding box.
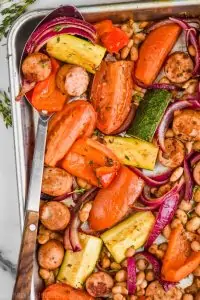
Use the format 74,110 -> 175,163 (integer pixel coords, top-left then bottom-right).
125,155 -> 130,160
74,187 -> 86,195
0,0 -> 37,41
0,91 -> 12,128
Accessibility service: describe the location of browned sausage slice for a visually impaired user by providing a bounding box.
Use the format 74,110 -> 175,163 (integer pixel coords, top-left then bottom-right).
172,109 -> 200,142
164,51 -> 194,83
56,64 -> 89,96
42,167 -> 72,196
39,201 -> 70,231
193,161 -> 200,185
158,138 -> 185,168
38,240 -> 64,270
85,272 -> 114,297
22,53 -> 52,82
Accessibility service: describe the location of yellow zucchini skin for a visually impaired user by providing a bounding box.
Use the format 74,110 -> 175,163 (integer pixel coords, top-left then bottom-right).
57,233 -> 102,288
101,212 -> 155,263
46,34 -> 106,73
104,136 -> 158,170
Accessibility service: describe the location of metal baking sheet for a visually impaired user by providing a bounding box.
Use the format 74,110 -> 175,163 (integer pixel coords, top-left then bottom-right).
7,1 -> 200,299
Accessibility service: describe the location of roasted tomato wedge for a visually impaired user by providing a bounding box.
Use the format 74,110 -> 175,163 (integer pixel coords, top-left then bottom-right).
91,61 -> 134,134
89,166 -> 144,230
61,137 -> 120,187
45,101 -> 96,167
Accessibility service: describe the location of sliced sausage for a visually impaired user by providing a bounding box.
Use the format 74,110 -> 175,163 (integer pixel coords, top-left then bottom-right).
164,51 -> 194,83
146,281 -> 182,300
56,64 -> 89,96
22,53 -> 52,82
39,201 -> 70,231
38,240 -> 64,270
42,167 -> 72,196
193,161 -> 200,185
158,138 -> 185,168
172,109 -> 200,142
86,272 -> 114,297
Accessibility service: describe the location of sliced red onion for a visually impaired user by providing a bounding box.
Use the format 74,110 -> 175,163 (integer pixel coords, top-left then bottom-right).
72,177 -> 79,202
145,193 -> 180,248
69,214 -> 82,252
169,17 -> 200,75
53,191 -> 74,202
140,183 -> 179,208
184,158 -> 193,201
190,152 -> 200,167
73,187 -> 98,213
132,203 -> 158,211
157,100 -> 193,152
63,227 -> 73,250
143,163 -> 172,181
133,75 -> 177,91
111,105 -> 136,135
127,257 -> 137,295
129,167 -> 169,187
34,27 -> 96,53
136,252 -> 176,291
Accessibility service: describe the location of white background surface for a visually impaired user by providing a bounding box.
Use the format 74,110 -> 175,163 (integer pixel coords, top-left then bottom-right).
0,1 -> 129,299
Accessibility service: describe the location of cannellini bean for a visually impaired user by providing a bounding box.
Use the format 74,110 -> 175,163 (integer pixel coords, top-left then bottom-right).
39,268 -> 51,280
137,288 -> 145,296
183,79 -> 198,94
195,203 -> 200,216
156,250 -> 165,259
121,259 -> 127,268
171,218 -> 182,229
121,46 -> 130,59
111,262 -> 121,270
148,244 -> 158,255
165,128 -> 174,137
125,247 -> 135,258
127,39 -> 134,48
38,234 -> 50,245
77,178 -> 92,190
135,32 -> 146,41
191,240 -> 200,252
188,45 -> 196,56
176,209 -> 188,224
179,200 -> 193,212
115,270 -> 127,282
116,282 -> 127,287
136,271 -> 145,285
79,201 -> 93,223
186,216 -> 200,232
183,294 -> 194,300
113,294 -> 126,300
170,167 -> 184,182
159,76 -> 170,84
136,259 -> 148,271
193,188 -> 200,202
140,280 -> 148,289
101,257 -> 111,269
130,46 -> 138,61
112,286 -> 128,295
139,21 -> 149,28
44,271 -> 55,286
162,225 -> 171,239
146,270 -> 155,282
159,243 -> 168,252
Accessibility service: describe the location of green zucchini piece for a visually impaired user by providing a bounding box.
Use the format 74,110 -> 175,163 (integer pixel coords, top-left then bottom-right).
57,233 -> 102,288
101,212 -> 155,263
104,136 -> 158,170
127,89 -> 171,142
46,34 -> 106,74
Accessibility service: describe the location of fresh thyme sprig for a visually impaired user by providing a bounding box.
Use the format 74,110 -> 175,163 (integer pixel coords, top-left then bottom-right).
0,0 -> 37,41
0,91 -> 12,128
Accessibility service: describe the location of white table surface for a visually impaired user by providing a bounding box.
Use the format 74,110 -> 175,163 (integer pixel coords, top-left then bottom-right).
0,1 -> 130,299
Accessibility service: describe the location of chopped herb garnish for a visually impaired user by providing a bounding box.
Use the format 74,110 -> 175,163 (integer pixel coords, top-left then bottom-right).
74,187 -> 86,195
125,155 -> 130,160
54,25 -> 63,32
57,36 -> 60,43
0,91 -> 12,128
105,156 -> 114,166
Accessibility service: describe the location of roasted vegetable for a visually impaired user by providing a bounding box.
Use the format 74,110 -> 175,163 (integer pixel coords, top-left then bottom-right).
46,34 -> 106,74
89,166 -> 144,231
61,138 -> 120,187
135,24 -> 181,85
45,101 -> 96,167
57,233 -> 102,288
91,60 -> 134,134
162,224 -> 200,282
104,136 -> 158,170
127,89 -> 171,142
42,283 -> 94,300
101,212 -> 155,263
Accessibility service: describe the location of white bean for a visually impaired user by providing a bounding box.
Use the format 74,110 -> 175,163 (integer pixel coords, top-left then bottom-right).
170,167 -> 184,182
176,209 -> 188,224
186,217 -> 200,232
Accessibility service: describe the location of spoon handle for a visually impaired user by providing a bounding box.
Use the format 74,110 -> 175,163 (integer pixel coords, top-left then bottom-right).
12,115 -> 49,300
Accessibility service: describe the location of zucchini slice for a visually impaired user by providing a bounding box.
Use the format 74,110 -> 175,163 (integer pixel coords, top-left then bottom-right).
127,89 -> 171,142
